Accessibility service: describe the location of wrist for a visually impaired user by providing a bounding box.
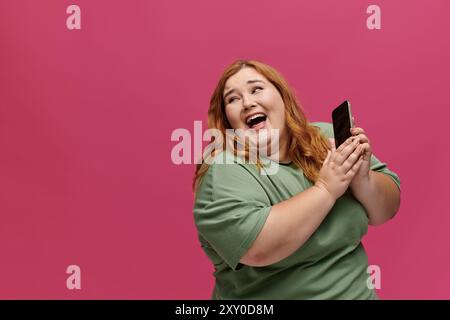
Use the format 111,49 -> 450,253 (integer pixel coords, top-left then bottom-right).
313,182 -> 337,204
351,171 -> 373,197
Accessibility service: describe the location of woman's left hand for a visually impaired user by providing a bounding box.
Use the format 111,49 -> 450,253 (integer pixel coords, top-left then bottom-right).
349,126 -> 372,188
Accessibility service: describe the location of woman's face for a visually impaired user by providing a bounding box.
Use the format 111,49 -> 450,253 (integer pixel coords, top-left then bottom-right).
223,67 -> 288,142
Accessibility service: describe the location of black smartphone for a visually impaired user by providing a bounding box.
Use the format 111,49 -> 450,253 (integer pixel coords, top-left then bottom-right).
332,100 -> 355,149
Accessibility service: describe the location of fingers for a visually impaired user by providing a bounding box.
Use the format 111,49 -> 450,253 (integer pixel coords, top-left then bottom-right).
335,137 -> 360,165
345,154 -> 364,179
329,138 -> 336,152
327,132 -> 368,172
351,127 -> 369,143
352,134 -> 368,144
324,150 -> 331,165
336,136 -> 356,153
358,142 -> 372,161
341,144 -> 364,173
351,127 -> 364,135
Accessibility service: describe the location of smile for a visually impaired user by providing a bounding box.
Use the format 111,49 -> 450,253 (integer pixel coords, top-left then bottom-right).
246,113 -> 267,129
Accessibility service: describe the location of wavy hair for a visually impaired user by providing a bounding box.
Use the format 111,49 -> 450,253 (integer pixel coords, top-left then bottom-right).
192,59 -> 331,193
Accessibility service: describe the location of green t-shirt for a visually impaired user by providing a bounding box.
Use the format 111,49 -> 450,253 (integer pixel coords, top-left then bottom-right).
193,121 -> 401,299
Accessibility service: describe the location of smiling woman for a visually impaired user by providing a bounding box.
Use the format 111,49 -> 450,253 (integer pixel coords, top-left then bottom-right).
192,59 -> 401,300
223,70 -> 287,155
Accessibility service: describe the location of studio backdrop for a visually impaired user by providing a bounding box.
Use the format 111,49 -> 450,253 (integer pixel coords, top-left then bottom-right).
0,0 -> 449,299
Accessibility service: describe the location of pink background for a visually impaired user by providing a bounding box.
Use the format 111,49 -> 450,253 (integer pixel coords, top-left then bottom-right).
1,0 -> 449,299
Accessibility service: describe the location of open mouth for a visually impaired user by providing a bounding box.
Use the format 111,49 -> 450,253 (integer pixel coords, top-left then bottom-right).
246,114 -> 267,130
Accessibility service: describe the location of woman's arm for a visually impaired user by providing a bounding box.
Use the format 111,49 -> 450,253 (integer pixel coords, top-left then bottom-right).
350,170 -> 401,226
240,136 -> 364,267
345,126 -> 401,225
240,183 -> 336,267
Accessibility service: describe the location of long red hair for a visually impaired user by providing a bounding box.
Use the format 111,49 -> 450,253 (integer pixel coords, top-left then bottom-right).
193,59 -> 331,193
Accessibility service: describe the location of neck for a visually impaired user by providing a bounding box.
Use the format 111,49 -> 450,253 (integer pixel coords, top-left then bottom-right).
275,135 -> 291,164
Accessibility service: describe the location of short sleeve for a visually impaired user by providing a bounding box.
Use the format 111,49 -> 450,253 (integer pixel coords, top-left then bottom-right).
193,159 -> 272,271
369,153 -> 401,191
312,121 -> 401,191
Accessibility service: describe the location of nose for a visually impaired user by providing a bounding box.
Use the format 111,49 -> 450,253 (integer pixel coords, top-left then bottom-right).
242,94 -> 257,111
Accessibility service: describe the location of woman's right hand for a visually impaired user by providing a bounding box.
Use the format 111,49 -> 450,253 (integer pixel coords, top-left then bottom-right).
314,136 -> 364,201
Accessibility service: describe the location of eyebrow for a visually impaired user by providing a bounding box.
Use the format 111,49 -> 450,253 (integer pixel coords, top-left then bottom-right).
223,79 -> 266,100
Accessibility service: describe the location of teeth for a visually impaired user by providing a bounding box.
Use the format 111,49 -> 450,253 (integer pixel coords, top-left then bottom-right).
246,113 -> 266,125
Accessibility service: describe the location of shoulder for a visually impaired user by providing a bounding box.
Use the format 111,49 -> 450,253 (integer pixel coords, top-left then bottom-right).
195,150 -> 269,202
202,149 -> 263,179
310,121 -> 334,138
202,150 -> 254,179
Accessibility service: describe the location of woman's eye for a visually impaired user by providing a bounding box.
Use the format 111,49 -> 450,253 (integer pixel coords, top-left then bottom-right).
227,87 -> 262,104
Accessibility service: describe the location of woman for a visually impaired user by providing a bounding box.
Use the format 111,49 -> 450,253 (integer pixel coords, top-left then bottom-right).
192,59 -> 401,299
